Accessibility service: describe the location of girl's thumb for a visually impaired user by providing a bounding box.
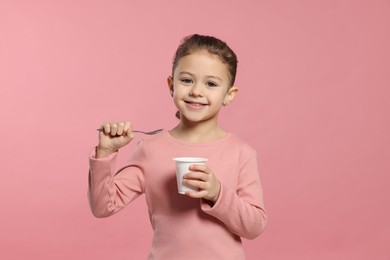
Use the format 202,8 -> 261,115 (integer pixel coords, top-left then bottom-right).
126,131 -> 135,140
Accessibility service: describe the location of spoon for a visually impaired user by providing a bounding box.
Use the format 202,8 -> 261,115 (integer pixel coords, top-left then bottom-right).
97,128 -> 163,135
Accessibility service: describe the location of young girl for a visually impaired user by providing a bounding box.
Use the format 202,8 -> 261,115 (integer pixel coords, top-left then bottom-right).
88,34 -> 267,259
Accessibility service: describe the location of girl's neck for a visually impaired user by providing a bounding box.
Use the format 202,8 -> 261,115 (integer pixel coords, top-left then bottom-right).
169,120 -> 227,143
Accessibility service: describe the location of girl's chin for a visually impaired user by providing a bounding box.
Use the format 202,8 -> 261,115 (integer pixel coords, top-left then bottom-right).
179,113 -> 218,124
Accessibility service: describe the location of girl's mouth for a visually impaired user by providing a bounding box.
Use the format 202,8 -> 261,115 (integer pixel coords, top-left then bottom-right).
184,101 -> 207,108
184,101 -> 206,107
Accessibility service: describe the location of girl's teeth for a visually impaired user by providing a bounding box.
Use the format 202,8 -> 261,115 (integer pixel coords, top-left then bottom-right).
189,102 -> 203,106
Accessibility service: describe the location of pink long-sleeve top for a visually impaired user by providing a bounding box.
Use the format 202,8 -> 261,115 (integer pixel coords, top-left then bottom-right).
88,131 -> 267,259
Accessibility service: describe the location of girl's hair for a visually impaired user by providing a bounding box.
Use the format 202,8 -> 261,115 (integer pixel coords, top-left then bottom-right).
172,34 -> 238,87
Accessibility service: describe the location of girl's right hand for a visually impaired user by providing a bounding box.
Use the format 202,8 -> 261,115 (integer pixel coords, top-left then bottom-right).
96,122 -> 135,158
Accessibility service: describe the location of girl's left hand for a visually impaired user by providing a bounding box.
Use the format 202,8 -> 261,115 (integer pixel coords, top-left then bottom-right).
183,164 -> 221,203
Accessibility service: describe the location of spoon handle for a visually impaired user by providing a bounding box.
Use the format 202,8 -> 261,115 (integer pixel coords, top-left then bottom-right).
96,128 -> 163,135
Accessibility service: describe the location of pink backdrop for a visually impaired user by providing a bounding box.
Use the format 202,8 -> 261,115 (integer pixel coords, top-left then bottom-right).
1,1 -> 389,259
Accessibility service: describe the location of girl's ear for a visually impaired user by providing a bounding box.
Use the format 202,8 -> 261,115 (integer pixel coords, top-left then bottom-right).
167,76 -> 174,96
223,86 -> 238,106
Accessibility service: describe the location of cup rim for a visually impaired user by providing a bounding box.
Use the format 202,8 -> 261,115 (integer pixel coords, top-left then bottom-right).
173,157 -> 208,163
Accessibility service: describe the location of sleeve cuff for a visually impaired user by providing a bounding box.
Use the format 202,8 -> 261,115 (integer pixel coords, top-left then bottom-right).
200,182 -> 229,214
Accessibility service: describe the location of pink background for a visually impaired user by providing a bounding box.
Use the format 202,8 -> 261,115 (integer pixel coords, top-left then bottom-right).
1,0 -> 389,259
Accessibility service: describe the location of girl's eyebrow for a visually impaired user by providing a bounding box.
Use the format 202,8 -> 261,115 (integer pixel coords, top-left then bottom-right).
179,71 -> 222,82
206,75 -> 223,82
178,71 -> 193,76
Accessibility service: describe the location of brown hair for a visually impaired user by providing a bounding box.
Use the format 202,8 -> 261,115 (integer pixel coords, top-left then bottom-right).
172,34 -> 238,87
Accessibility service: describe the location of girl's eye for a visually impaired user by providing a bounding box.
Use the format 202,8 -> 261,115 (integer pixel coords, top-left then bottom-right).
206,81 -> 218,87
180,78 -> 193,85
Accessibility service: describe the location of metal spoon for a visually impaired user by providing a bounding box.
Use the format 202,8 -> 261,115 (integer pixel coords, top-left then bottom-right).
97,128 -> 163,135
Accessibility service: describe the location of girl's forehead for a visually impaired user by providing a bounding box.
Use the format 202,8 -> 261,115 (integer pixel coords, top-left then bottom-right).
182,49 -> 222,62
175,50 -> 229,75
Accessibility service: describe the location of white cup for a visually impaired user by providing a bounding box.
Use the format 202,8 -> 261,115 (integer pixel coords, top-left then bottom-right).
173,157 -> 208,194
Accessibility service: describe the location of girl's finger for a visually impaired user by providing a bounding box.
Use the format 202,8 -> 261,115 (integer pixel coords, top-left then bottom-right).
189,164 -> 209,172
184,179 -> 208,190
103,123 -> 110,134
186,190 -> 207,199
185,171 -> 207,181
110,123 -> 118,136
117,122 -> 125,136
124,121 -> 131,132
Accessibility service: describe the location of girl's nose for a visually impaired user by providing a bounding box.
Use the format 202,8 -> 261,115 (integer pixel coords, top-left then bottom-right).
189,84 -> 203,97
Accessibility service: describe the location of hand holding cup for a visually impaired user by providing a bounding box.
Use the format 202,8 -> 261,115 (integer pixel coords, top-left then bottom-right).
173,157 -> 221,203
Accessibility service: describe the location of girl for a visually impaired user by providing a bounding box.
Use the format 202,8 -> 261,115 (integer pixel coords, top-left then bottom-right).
88,34 -> 267,259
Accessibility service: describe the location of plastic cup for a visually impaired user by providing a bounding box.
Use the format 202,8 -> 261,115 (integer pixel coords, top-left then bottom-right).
173,157 -> 208,194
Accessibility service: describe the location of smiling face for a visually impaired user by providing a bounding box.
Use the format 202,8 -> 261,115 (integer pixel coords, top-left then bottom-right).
168,49 -> 238,125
